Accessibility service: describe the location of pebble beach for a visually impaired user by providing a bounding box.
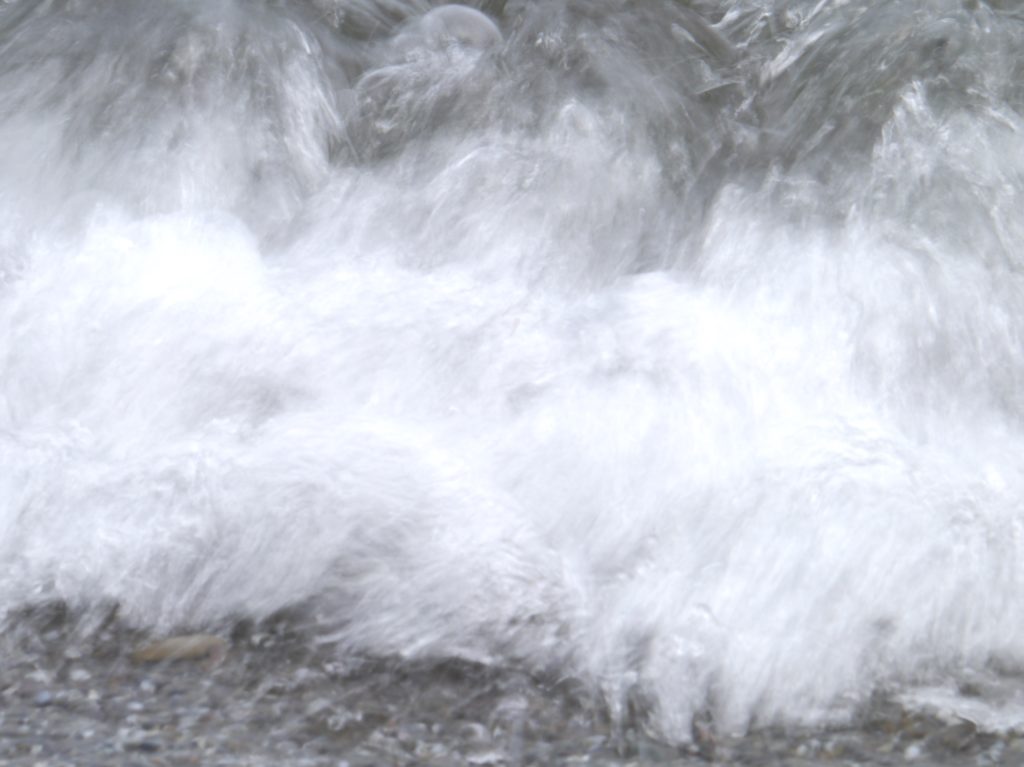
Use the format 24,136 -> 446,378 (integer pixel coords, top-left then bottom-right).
2,607 -> 1019,766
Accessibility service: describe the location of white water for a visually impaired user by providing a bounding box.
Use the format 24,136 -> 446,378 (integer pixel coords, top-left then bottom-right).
3,0 -> 1024,742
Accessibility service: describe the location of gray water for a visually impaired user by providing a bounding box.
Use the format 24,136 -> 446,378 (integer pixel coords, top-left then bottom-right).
3,0 -> 1024,753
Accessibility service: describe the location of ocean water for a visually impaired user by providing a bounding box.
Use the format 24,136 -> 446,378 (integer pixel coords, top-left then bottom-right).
3,0 -> 1024,745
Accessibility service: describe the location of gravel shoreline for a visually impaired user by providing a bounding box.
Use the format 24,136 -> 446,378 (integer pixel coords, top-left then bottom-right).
1,605 -> 1020,766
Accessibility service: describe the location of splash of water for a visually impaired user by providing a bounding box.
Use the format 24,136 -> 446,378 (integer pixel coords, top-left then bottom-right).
3,0 -> 1024,741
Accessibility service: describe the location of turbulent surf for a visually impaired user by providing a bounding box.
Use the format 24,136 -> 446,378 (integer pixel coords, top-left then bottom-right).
3,0 -> 1024,746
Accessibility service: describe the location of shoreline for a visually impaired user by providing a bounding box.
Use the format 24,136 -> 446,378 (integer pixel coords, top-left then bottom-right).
1,609 -> 1017,766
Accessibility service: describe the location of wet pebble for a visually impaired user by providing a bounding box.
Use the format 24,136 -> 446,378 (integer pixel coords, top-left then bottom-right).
458,721 -> 491,743
924,720 -> 977,753
465,748 -> 507,765
122,739 -> 161,754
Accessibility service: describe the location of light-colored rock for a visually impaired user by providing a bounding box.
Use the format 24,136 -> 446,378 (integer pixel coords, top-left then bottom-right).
131,634 -> 228,667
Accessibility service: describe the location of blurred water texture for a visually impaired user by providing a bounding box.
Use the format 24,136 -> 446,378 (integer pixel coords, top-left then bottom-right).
2,0 -> 1024,748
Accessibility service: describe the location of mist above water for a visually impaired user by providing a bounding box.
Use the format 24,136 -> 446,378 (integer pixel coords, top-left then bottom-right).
3,0 -> 1024,742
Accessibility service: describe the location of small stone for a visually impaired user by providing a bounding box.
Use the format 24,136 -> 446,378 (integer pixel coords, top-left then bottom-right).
327,712 -> 354,732
860,697 -> 904,734
69,668 -> 91,682
902,712 -> 945,739
925,720 -> 977,753
131,634 -> 228,667
824,734 -> 870,761
458,722 -> 490,743
416,742 -> 454,760
466,749 -> 506,765
794,740 -> 817,757
397,722 -> 429,747
305,698 -> 332,717
32,691 -> 53,708
123,739 -> 161,753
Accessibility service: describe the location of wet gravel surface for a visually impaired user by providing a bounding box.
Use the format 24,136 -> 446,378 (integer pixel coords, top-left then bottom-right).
2,605 -> 1022,766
